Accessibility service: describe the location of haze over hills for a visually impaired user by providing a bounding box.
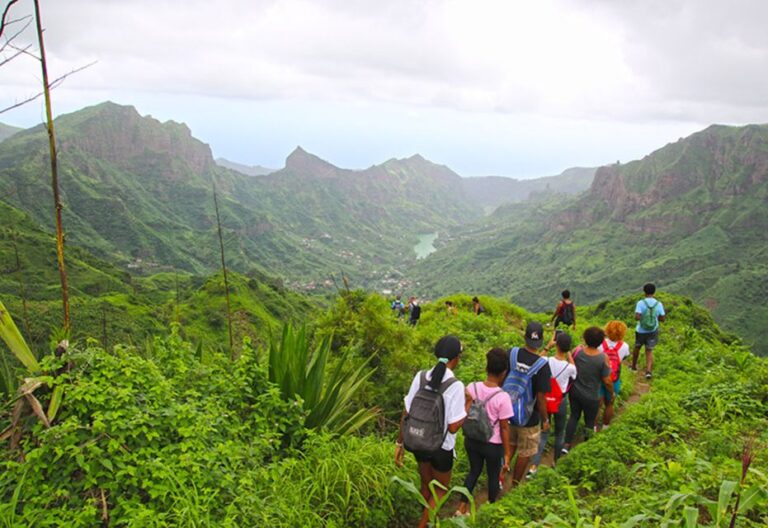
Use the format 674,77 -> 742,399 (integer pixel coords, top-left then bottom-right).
462,167 -> 596,213
414,124 -> 768,354
214,157 -> 276,176
0,123 -> 22,143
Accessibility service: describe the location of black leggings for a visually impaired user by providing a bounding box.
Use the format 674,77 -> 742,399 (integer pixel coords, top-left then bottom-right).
565,392 -> 600,444
460,437 -> 504,503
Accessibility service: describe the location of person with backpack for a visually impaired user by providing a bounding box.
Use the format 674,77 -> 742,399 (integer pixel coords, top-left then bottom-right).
528,331 -> 577,475
391,295 -> 406,319
395,335 -> 467,528
454,348 -> 514,516
562,327 -> 614,454
408,296 -> 421,326
599,320 -> 630,428
551,290 -> 576,329
502,322 -> 552,485
630,283 -> 666,380
472,296 -> 485,315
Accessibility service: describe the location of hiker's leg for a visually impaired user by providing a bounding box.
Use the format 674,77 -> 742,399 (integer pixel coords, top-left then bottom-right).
416,460 -> 435,528
603,397 -> 615,425
582,398 -> 600,440
565,392 -> 583,445
553,397 -> 568,462
512,426 -> 539,484
461,438 -> 484,500
530,425 -> 548,468
645,348 -> 654,374
631,345 -> 641,370
486,442 -> 504,503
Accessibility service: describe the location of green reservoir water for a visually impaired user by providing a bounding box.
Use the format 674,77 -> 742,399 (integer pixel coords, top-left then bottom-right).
414,232 -> 438,259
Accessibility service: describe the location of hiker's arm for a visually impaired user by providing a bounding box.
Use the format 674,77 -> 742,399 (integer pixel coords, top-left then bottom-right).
500,420 -> 512,472
635,312 -> 641,321
537,392 -> 550,431
567,351 -> 575,365
395,410 -> 406,467
658,315 -> 666,323
464,388 -> 473,414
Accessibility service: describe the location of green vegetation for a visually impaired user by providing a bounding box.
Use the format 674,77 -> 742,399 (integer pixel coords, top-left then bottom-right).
1,290 -> 766,526
415,124 -> 768,355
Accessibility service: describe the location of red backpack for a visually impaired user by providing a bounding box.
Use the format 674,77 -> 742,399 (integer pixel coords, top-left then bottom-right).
601,340 -> 623,382
545,364 -> 570,413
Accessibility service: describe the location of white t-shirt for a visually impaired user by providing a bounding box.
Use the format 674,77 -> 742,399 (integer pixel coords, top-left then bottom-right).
604,339 -> 630,361
404,367 -> 466,451
547,357 -> 577,393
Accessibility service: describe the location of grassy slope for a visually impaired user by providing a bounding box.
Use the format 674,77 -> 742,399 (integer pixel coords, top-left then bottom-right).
1,290 -> 765,526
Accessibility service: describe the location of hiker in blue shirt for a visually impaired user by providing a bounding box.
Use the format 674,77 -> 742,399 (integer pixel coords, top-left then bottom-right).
630,283 -> 666,380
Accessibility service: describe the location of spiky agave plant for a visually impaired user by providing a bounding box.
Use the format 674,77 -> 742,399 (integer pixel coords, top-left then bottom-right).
268,323 -> 378,435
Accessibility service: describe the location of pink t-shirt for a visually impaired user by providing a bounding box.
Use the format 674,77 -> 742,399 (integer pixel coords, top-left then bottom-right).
467,381 -> 514,444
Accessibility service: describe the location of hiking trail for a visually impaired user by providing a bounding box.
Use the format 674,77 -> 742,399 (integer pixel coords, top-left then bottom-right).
446,371 -> 651,515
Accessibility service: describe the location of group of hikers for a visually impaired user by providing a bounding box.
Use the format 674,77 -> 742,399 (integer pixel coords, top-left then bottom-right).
394,284 -> 666,526
391,295 -> 487,325
392,295 -> 422,326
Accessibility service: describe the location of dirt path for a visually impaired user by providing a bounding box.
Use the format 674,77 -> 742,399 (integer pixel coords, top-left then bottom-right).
446,372 -> 651,516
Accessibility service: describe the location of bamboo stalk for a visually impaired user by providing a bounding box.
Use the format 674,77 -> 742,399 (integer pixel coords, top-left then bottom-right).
33,0 -> 69,332
212,182 -> 234,355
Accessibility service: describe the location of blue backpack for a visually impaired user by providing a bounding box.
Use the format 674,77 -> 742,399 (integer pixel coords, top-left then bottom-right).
502,347 -> 548,426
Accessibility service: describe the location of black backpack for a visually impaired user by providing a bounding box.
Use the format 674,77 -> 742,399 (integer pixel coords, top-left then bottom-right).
560,302 -> 575,325
410,304 -> 421,320
403,371 -> 459,452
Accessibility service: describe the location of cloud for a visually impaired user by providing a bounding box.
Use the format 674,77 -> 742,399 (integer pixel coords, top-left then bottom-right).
2,0 -> 766,132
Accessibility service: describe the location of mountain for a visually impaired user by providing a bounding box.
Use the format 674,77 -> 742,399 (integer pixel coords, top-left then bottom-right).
414,124 -> 768,355
0,122 -> 21,143
215,157 -> 275,176
462,166 -> 596,213
0,102 -> 479,292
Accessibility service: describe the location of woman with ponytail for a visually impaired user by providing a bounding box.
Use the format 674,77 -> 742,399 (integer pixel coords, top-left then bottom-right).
396,335 -> 466,528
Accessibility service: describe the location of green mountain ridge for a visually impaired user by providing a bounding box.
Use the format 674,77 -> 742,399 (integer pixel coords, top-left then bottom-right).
414,123 -> 768,354
0,123 -> 21,143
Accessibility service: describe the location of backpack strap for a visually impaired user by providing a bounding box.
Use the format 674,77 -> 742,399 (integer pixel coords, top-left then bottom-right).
438,376 -> 459,394
510,346 -> 519,371
418,370 -> 428,390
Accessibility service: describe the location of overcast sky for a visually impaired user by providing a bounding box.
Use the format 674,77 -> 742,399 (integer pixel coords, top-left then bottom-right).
2,0 -> 768,177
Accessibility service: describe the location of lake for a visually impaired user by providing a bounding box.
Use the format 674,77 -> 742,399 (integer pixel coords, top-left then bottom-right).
414,232 -> 438,259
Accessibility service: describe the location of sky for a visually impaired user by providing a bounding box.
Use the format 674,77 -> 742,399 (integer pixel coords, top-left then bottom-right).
2,0 -> 768,178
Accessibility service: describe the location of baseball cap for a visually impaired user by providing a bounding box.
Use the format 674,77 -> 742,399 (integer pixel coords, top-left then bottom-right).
525,322 -> 544,349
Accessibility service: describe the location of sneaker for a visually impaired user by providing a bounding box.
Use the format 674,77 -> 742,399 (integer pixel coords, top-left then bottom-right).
645,372 -> 652,379
628,365 -> 638,372
560,447 -> 569,456
498,477 -> 504,490
526,466 -> 538,479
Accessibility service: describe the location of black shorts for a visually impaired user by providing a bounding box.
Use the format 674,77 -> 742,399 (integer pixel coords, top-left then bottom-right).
413,447 -> 454,472
635,331 -> 659,350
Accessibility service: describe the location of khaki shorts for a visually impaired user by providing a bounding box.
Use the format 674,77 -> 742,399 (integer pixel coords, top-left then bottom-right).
509,425 -> 540,458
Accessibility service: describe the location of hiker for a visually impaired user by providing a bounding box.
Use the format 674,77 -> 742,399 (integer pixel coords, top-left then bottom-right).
502,322 -> 552,485
630,283 -> 666,379
395,336 -> 467,528
455,348 -> 513,515
599,321 -> 630,427
408,296 -> 421,326
562,327 -> 614,454
528,330 -> 576,475
551,290 -> 576,329
445,300 -> 458,316
391,295 -> 405,319
472,296 -> 485,315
